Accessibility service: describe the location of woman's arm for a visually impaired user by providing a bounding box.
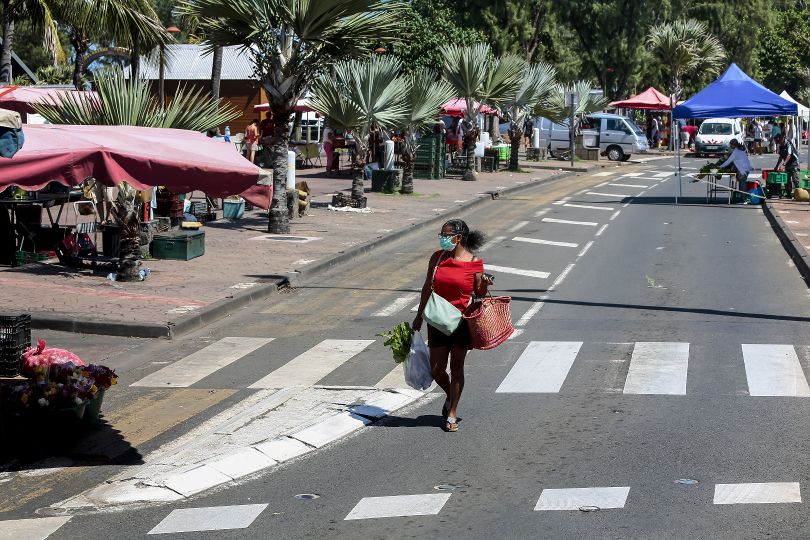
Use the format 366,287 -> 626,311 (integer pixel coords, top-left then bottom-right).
473,272 -> 493,298
412,252 -> 439,331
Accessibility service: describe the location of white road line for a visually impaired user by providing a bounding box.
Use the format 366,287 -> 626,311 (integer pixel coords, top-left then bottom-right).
594,181 -> 610,188
595,224 -> 609,236
0,517 -> 72,539
371,293 -> 419,317
484,264 -> 550,279
345,494 -> 451,520
548,263 -> 575,291
577,241 -> 594,258
593,171 -> 618,176
623,342 -> 689,395
515,295 -> 549,327
479,235 -> 506,252
609,183 -> 648,188
542,218 -> 598,226
621,172 -> 644,177
248,339 -> 374,389
507,221 -> 530,232
742,344 -> 810,396
148,504 -> 269,534
132,337 -> 274,388
513,237 -> 578,248
714,483 -> 801,505
622,199 -> 634,207
574,189 -> 589,195
376,362 -> 436,391
533,208 -> 551,218
654,172 -> 670,177
636,190 -> 646,197
411,303 -> 420,312
610,210 -> 621,220
535,487 -> 631,510
496,341 -> 583,393
508,329 -> 524,339
563,204 -> 614,211
586,192 -> 630,198
552,197 -> 572,205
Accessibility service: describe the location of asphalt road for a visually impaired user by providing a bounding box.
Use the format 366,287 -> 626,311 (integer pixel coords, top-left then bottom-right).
8,153 -> 810,539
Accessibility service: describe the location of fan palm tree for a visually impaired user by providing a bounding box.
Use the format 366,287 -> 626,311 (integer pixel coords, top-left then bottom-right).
310,55 -> 408,202
502,62 -> 556,171
532,81 -> 608,158
31,66 -> 240,131
0,0 -> 64,84
394,71 -> 454,194
647,19 -> 725,101
177,0 -> 405,234
441,44 -> 525,181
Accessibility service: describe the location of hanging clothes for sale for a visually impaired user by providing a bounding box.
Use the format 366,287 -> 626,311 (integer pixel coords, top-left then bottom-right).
0,109 -> 24,158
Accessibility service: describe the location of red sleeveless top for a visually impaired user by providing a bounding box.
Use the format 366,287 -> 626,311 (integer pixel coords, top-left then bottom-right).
431,250 -> 484,311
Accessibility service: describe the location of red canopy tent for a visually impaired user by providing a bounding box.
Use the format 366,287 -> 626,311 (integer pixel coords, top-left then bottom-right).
0,85 -> 99,115
440,98 -> 503,118
610,87 -> 674,110
0,124 -> 272,208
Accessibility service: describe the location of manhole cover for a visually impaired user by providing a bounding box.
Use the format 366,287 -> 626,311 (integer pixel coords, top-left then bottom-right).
36,507 -> 67,516
677,479 -> 698,485
434,485 -> 468,490
268,237 -> 309,242
579,506 -> 600,512
295,493 -> 320,500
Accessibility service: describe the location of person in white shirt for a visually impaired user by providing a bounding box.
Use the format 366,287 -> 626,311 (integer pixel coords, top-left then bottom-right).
717,139 -> 753,197
753,121 -> 763,152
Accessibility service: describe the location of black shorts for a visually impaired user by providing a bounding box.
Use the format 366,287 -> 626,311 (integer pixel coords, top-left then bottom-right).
427,321 -> 471,350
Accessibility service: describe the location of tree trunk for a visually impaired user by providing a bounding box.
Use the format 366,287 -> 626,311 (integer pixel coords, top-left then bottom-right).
462,116 -> 477,181
490,115 -> 499,142
0,13 -> 14,85
269,109 -> 291,234
508,124 -> 522,171
292,110 -> 302,140
210,46 -> 223,100
131,33 -> 141,82
401,145 -> 414,194
351,146 -> 366,200
111,203 -> 141,282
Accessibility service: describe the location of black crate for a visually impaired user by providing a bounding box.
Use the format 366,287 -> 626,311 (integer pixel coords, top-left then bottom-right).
100,224 -> 121,257
0,315 -> 31,377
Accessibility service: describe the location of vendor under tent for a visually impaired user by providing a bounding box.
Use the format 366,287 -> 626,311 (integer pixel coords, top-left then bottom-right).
778,91 -> 809,165
669,63 -> 798,204
0,85 -> 98,115
440,98 -> 503,118
0,124 -> 272,208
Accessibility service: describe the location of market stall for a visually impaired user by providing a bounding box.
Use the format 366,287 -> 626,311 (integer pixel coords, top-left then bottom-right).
672,63 -> 798,203
0,85 -> 98,115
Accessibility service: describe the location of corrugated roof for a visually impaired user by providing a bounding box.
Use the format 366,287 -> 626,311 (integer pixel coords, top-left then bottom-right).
135,45 -> 256,81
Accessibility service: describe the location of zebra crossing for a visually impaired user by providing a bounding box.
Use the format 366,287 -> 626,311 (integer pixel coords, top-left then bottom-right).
128,337 -> 810,399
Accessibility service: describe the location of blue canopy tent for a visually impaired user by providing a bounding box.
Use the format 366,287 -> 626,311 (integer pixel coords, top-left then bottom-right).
669,63 -> 798,203
672,63 -> 797,119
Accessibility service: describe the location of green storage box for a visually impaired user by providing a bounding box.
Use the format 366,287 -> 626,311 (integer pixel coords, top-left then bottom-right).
152,230 -> 205,260
768,172 -> 788,184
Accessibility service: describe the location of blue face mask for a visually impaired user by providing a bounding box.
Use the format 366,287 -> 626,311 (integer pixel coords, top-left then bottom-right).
439,235 -> 457,251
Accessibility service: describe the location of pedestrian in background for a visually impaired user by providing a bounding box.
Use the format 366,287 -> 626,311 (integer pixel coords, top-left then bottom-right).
754,121 -> 763,153
244,119 -> 259,164
774,132 -> 800,198
524,118 -> 534,149
413,219 -> 492,433
651,116 -> 660,148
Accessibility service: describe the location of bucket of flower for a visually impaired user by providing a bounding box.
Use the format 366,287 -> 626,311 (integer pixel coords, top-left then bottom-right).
6,339 -> 118,426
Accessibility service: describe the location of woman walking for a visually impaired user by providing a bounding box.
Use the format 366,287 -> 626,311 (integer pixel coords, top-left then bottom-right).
244,119 -> 259,164
412,219 -> 492,432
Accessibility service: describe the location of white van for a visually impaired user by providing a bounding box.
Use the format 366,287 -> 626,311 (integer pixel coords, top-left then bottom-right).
694,118 -> 744,156
583,113 -> 650,161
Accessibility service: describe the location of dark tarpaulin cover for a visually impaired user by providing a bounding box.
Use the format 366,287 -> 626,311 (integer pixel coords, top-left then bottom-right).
672,63 -> 798,119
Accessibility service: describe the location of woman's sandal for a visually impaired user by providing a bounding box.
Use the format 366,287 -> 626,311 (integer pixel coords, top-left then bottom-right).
441,400 -> 451,418
445,416 -> 459,432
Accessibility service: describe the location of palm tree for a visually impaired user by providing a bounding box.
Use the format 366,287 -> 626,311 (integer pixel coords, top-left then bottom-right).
177,0 -> 405,234
31,66 -> 240,131
0,0 -> 63,84
533,81 -> 608,125
310,55 -> 408,202
394,71 -> 454,194
502,62 -> 556,171
178,10 -> 222,100
441,44 -> 525,181
647,19 -> 725,101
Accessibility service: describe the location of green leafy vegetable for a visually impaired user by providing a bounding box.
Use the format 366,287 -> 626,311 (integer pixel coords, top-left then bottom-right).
377,322 -> 414,363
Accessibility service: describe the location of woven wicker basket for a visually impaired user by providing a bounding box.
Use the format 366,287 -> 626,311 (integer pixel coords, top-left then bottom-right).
463,294 -> 514,350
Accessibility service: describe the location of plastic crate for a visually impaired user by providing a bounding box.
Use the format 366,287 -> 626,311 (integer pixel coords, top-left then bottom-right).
13,251 -> 57,266
801,179 -> 810,190
223,199 -> 245,219
0,314 -> 31,377
768,172 -> 788,184
800,170 -> 810,180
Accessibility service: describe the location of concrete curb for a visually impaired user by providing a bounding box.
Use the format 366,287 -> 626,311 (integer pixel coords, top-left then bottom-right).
29,166 -> 595,339
763,200 -> 810,287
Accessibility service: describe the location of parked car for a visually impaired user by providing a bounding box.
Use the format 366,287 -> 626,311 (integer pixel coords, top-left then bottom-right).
694,118 -> 744,156
583,113 -> 650,161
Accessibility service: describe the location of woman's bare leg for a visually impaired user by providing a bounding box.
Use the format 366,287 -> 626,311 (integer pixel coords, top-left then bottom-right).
446,347 -> 468,421
429,346 -> 451,401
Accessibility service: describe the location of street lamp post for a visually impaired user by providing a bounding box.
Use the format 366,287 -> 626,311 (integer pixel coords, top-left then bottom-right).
565,92 -> 580,167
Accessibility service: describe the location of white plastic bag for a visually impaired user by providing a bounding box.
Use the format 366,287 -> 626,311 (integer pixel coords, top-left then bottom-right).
403,331 -> 433,390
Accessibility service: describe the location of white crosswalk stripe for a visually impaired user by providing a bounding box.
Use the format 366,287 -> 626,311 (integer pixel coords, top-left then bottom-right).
248,339 -> 374,388
742,344 -> 810,396
654,172 -> 671,177
541,217 -> 598,226
345,494 -> 451,520
534,487 -> 630,510
132,337 -> 274,388
564,203 -> 614,211
371,293 -> 419,317
148,504 -> 268,534
0,516 -> 72,540
484,264 -> 550,279
714,483 -> 801,505
496,342 -> 582,393
586,192 -> 632,198
609,183 -> 648,188
513,237 -> 578,248
623,342 -> 689,395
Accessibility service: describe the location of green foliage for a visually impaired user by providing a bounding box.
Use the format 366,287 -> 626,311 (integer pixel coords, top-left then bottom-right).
387,0 -> 485,73
31,67 -> 239,131
533,81 -> 609,125
465,0 -> 549,62
8,19 -> 71,74
759,8 -> 810,95
376,322 -> 414,363
34,64 -> 74,85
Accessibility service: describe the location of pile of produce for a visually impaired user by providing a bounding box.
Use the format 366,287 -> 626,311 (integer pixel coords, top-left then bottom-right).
697,161 -> 732,178
377,322 -> 414,363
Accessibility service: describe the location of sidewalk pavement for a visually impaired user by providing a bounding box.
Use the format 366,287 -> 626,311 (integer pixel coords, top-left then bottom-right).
0,158 -> 623,338
763,197 -> 810,286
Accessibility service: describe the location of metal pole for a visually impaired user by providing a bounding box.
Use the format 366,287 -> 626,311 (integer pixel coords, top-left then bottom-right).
672,96 -> 677,205
570,102 -> 575,167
